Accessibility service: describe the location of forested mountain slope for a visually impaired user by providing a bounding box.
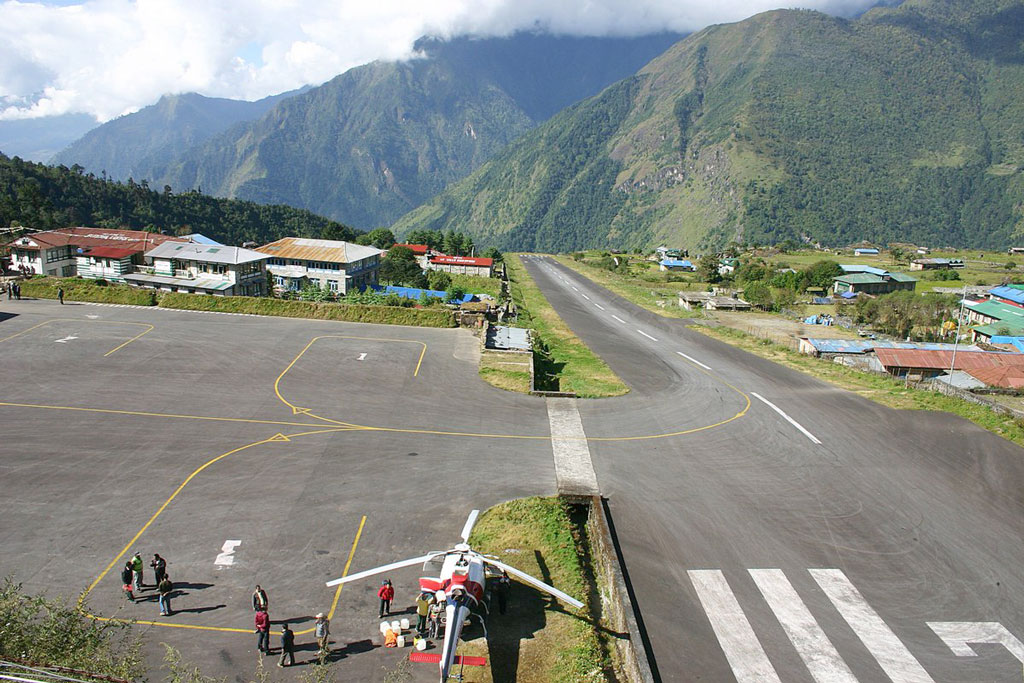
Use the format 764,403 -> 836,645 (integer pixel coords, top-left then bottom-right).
128,33 -> 682,229
394,0 -> 1024,251
51,90 -> 304,182
0,154 -> 357,246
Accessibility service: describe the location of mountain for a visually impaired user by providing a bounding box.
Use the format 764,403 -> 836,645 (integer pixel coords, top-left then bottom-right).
51,89 -> 306,181
0,114 -> 98,163
120,33 -> 683,229
0,153 -> 357,247
393,0 -> 1024,251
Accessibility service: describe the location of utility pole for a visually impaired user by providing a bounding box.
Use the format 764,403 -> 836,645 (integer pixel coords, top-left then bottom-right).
946,283 -> 968,389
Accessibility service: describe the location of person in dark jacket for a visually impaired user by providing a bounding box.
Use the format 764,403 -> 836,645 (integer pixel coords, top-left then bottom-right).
150,554 -> 167,584
496,571 -> 511,615
158,574 -> 174,616
278,623 -> 295,667
377,579 -> 394,618
120,562 -> 135,602
57,286 -> 64,304
254,609 -> 270,653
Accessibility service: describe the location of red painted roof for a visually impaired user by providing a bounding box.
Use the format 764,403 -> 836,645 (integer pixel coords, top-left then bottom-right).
429,255 -> 493,267
80,246 -> 139,259
965,365 -> 1024,389
875,348 -> 1024,371
7,227 -> 185,252
393,243 -> 429,254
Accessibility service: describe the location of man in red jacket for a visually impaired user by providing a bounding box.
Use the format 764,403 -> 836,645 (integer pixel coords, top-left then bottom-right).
378,579 -> 394,618
255,609 -> 271,654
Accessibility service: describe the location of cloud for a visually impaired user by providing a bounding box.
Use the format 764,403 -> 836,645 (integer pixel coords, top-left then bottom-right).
0,0 -> 882,122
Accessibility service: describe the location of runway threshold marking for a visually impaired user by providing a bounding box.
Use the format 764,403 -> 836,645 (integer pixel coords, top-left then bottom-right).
0,318 -> 154,356
81,426 -> 358,634
751,392 -> 822,445
810,569 -> 935,683
676,351 -> 712,370
689,570 -> 782,682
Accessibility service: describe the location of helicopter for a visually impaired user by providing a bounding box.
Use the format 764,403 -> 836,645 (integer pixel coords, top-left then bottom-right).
326,510 -> 583,681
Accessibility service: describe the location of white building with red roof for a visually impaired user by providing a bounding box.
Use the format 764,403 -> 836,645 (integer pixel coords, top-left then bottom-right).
6,227 -> 186,280
426,255 -> 494,277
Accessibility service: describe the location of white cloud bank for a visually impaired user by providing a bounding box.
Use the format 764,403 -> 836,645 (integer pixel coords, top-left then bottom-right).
0,0 -> 881,122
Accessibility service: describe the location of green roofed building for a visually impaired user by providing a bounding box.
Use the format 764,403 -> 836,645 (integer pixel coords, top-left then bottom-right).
832,271 -> 916,296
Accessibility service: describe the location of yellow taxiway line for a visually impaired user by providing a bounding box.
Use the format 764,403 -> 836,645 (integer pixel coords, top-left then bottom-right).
81,427 -> 363,633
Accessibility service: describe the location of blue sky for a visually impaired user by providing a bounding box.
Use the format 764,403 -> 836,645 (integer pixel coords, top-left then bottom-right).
0,0 -> 882,122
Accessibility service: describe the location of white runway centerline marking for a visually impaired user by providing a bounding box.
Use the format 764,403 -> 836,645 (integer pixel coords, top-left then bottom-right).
689,570 -> 782,683
612,315 -> 627,324
637,330 -> 659,342
751,392 -> 822,445
749,569 -> 857,683
581,293 -> 591,300
810,569 -> 935,683
571,286 -> 579,292
676,351 -> 711,370
594,303 -> 605,310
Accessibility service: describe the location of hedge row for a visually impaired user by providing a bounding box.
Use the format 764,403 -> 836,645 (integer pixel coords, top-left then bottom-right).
157,292 -> 456,327
18,277 -> 157,306
14,277 -> 456,328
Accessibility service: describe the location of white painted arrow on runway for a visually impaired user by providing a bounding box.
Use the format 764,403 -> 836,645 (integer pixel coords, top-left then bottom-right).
54,335 -> 78,343
928,621 -> 1024,663
214,540 -> 242,568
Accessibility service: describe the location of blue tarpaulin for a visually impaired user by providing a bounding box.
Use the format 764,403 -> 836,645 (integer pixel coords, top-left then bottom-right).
371,284 -> 474,303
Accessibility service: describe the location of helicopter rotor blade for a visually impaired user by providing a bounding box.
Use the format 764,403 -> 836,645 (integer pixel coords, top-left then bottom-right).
460,509 -> 480,543
325,554 -> 440,587
485,558 -> 584,609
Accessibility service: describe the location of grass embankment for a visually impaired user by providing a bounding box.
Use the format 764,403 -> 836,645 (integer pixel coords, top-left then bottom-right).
479,349 -> 532,394
158,293 -> 455,327
554,255 -> 702,320
505,256 -> 627,398
451,273 -> 501,299
19,277 -> 157,306
461,497 -> 609,683
695,324 -> 1024,449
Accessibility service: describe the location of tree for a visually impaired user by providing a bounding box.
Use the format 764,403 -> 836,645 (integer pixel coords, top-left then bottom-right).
446,285 -> 467,302
427,269 -> 452,291
483,247 -> 504,263
1005,261 -> 1016,270
367,228 -> 396,250
380,245 -> 426,286
697,254 -> 722,284
742,280 -> 773,309
803,260 -> 844,290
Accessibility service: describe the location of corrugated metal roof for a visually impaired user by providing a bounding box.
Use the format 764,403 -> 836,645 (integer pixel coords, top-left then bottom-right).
8,227 -> 185,251
989,285 -> 1024,306
486,325 -> 530,351
393,243 -> 429,254
841,265 -> 889,275
124,273 -> 233,290
79,246 -> 138,259
256,237 -> 384,264
146,241 -> 268,264
836,273 -> 885,284
972,322 -> 1024,337
802,338 -> 983,354
875,348 -> 1024,371
660,259 -> 693,267
966,299 -> 1024,321
964,365 -> 1024,389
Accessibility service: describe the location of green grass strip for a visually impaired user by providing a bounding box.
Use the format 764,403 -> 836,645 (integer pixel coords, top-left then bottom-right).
18,277 -> 157,305
507,255 -> 627,397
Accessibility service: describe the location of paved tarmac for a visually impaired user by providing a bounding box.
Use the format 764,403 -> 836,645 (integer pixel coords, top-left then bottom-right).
0,299 -> 554,681
3,270 -> 1024,682
522,255 -> 1024,682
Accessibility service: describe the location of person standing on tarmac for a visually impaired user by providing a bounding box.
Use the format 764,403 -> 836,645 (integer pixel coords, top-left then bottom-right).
254,608 -> 270,654
151,554 -> 167,585
120,562 -> 135,602
252,585 -> 268,612
377,579 -> 394,618
315,612 -> 330,657
278,624 -> 295,667
131,552 -> 144,591
57,286 -> 64,304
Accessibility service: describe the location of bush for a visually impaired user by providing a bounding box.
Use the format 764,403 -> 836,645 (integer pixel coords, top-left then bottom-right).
157,293 -> 455,327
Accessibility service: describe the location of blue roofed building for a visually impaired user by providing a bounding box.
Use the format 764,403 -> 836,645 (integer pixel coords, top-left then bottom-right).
659,259 -> 694,272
